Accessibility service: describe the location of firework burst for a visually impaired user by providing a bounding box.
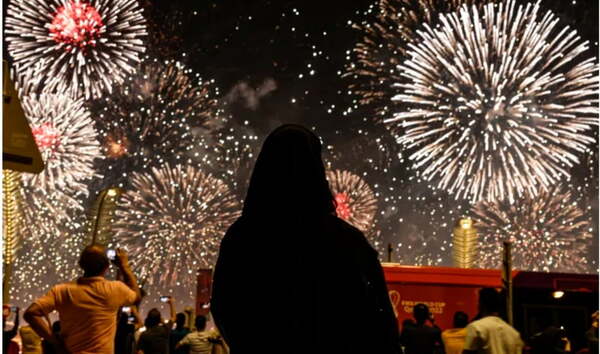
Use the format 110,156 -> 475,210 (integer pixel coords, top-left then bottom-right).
90,58 -> 220,181
6,0 -> 147,99
345,0 -> 480,117
21,93 -> 103,205
471,186 -> 593,273
110,165 -> 240,299
387,0 -> 598,203
326,169 -> 377,233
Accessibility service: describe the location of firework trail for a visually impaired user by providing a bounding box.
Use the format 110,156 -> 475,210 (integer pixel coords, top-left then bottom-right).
387,0 -> 598,203
6,0 -> 147,99
471,186 -> 593,273
90,57 -> 220,182
110,165 -> 240,300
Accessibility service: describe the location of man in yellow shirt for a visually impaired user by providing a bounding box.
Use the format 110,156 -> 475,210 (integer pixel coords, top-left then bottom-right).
442,311 -> 469,354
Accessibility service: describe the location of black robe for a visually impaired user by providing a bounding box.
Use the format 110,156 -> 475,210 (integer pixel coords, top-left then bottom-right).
212,214 -> 400,354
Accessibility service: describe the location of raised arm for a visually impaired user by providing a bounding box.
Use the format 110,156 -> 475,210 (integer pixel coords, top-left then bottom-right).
115,248 -> 141,303
167,296 -> 176,323
24,304 -> 67,353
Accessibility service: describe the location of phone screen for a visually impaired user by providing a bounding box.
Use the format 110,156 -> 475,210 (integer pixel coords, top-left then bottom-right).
122,306 -> 131,313
107,249 -> 116,260
160,296 -> 169,303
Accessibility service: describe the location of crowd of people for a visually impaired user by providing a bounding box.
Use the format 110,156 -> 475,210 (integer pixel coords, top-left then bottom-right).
3,246 -> 225,354
2,126 -> 598,354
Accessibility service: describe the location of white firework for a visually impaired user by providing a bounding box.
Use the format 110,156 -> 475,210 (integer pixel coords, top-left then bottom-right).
20,93 -> 103,201
111,165 -> 241,299
6,0 -> 147,99
387,0 -> 598,203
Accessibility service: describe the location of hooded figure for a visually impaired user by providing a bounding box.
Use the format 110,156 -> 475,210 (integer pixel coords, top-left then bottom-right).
211,125 -> 400,354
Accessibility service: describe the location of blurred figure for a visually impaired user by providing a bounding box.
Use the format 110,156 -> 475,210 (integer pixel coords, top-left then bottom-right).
212,125 -> 400,354
115,306 -> 142,354
529,313 -> 569,354
137,297 -> 176,354
176,315 -> 217,354
24,246 -> 141,354
20,323 -> 43,354
585,311 -> 599,353
463,288 -> 523,354
170,313 -> 190,354
400,303 -> 445,354
3,305 -> 20,353
41,321 -> 61,354
442,311 -> 469,354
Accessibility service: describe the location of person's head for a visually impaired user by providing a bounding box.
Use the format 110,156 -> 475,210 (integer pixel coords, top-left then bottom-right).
194,315 -> 207,331
478,287 -> 501,315
453,311 -> 469,328
243,125 -> 335,219
145,308 -> 162,328
78,245 -> 109,277
413,303 -> 430,324
175,313 -> 186,328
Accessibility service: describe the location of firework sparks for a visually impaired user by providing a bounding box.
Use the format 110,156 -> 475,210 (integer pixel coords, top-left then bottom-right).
6,0 -> 147,99
386,0 -> 598,203
326,169 -> 377,233
90,58 -> 220,181
110,165 -> 240,299
471,187 -> 593,273
345,0 -> 478,116
21,93 -> 103,203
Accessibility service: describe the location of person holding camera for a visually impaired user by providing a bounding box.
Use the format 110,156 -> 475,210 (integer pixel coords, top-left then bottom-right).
400,303 -> 445,354
136,296 -> 176,354
24,245 -> 141,354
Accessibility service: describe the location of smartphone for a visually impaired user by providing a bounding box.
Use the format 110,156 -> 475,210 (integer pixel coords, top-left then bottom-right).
10,306 -> 17,312
106,249 -> 116,261
159,296 -> 170,303
127,316 -> 135,324
122,306 -> 131,313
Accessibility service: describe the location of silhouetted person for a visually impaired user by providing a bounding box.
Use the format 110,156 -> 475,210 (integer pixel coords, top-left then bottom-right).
176,315 -> 219,354
41,321 -> 61,354
211,124 -> 400,354
586,311 -> 599,353
463,288 -> 523,354
442,311 -> 469,354
170,313 -> 190,354
24,246 -> 141,354
400,303 -> 445,354
137,299 -> 175,354
3,305 -> 19,353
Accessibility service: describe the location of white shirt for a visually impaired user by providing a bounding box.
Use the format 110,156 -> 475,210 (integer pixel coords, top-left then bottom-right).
178,330 -> 214,354
464,316 -> 524,354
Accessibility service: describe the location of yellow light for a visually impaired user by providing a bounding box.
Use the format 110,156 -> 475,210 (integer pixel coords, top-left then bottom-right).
460,218 -> 473,229
107,188 -> 119,197
553,290 -> 565,299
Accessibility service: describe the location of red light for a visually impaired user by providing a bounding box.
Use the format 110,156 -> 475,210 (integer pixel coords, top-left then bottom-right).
31,123 -> 61,151
49,1 -> 104,50
335,193 -> 352,220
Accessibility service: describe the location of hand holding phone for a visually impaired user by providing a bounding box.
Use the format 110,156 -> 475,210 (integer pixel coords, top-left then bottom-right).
106,249 -> 116,261
160,296 -> 171,303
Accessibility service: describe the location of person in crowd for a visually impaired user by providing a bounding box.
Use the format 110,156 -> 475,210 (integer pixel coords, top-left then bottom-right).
24,246 -> 141,354
400,303 -> 445,354
211,124 -> 400,354
41,321 -> 61,354
170,313 -> 190,354
176,315 -> 217,354
137,297 -> 176,354
586,311 -> 599,353
463,288 -> 523,354
20,322 -> 43,354
116,306 -> 143,354
3,305 -> 20,353
529,313 -> 569,354
442,311 -> 469,354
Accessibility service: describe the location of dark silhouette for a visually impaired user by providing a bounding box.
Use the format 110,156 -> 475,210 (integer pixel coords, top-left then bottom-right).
170,313 -> 190,354
3,305 -> 19,353
400,303 -> 445,354
211,124 -> 400,354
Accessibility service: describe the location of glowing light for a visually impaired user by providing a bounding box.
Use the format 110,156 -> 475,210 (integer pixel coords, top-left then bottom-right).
49,1 -> 104,49
472,186 -> 593,273
6,0 -> 147,99
386,0 -> 598,203
110,164 -> 241,301
31,123 -> 61,151
552,290 -> 565,299
326,169 -> 377,233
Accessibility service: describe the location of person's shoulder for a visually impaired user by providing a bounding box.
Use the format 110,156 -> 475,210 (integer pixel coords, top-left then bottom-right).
326,215 -> 372,246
